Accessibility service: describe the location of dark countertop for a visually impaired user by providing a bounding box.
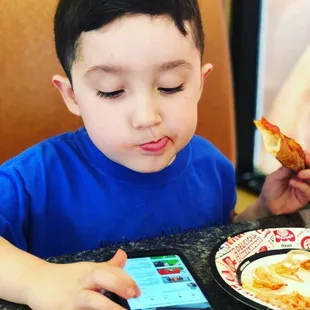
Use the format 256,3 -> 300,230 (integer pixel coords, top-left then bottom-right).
1,210 -> 309,310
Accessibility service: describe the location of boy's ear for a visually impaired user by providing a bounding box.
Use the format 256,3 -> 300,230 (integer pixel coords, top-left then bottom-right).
52,75 -> 81,116
200,63 -> 213,92
202,63 -> 213,81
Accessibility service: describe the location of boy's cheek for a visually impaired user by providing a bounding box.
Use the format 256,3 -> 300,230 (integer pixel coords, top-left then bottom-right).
168,107 -> 197,128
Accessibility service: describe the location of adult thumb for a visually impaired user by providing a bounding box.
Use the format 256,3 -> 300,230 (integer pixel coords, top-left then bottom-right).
108,249 -> 127,268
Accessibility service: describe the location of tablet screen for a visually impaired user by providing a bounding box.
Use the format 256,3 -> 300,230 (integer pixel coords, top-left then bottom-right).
124,254 -> 211,309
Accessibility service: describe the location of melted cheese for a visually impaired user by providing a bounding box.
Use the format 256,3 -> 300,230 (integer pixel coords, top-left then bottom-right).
260,130 -> 281,156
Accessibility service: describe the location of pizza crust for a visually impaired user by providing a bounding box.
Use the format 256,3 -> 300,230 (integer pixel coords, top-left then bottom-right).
254,118 -> 305,172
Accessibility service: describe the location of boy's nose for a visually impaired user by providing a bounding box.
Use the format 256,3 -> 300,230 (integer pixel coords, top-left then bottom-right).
132,100 -> 162,129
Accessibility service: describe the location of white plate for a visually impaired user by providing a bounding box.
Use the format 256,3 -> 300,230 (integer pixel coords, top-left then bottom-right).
209,227 -> 310,310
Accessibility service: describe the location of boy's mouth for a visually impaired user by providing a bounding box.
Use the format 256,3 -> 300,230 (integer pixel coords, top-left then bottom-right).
140,137 -> 169,153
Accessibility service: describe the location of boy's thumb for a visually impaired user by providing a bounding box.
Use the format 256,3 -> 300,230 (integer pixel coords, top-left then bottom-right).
107,249 -> 127,268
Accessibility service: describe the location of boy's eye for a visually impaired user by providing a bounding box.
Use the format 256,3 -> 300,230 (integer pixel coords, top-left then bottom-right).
159,84 -> 184,94
97,90 -> 124,99
96,84 -> 184,99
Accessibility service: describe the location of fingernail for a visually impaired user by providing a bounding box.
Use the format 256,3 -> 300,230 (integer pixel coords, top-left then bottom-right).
127,288 -> 135,298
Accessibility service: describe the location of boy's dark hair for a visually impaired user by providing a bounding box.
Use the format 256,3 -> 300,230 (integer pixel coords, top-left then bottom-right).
54,0 -> 205,82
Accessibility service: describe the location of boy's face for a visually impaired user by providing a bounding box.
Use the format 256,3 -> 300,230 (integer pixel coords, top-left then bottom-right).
53,15 -> 212,173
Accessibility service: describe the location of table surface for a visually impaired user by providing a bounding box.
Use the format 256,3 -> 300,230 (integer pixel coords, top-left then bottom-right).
1,210 -> 309,310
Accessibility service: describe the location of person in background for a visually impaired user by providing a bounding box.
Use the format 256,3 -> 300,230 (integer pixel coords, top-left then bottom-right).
256,0 -> 310,174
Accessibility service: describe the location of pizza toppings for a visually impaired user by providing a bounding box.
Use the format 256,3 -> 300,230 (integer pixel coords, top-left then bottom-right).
260,117 -> 281,135
300,259 -> 310,271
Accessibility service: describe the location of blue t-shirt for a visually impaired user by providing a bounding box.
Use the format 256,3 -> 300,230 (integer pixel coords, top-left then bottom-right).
0,128 -> 236,258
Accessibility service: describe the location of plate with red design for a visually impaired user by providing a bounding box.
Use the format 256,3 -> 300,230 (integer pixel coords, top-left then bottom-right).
209,227 -> 310,310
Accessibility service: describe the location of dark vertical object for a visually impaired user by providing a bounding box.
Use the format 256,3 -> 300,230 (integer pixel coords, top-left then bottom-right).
229,0 -> 265,193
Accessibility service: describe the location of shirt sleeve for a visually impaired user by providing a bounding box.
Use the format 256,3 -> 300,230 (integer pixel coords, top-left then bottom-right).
0,164 -> 29,251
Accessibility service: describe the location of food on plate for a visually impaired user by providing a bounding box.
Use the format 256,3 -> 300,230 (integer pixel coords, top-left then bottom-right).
252,267 -> 287,290
288,250 -> 310,272
300,259 -> 310,271
242,250 -> 310,310
254,117 -> 305,172
256,291 -> 310,310
269,262 -> 302,282
269,250 -> 303,282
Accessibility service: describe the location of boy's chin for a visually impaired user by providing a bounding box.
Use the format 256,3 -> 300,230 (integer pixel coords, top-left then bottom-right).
126,156 -> 176,174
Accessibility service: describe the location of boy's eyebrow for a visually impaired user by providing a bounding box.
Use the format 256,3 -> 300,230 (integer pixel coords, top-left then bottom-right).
83,60 -> 192,78
159,60 -> 193,71
84,64 -> 126,78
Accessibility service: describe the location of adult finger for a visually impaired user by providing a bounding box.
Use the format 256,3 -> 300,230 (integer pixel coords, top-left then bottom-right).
289,179 -> 310,200
297,169 -> 310,183
305,151 -> 310,168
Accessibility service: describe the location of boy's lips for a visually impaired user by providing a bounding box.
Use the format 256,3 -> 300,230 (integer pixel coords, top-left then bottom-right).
140,137 -> 169,152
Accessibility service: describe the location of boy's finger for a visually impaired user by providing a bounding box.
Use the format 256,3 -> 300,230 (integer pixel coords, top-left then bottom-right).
105,249 -> 140,292
76,290 -> 125,310
108,249 -> 127,268
104,264 -> 141,296
85,268 -> 139,299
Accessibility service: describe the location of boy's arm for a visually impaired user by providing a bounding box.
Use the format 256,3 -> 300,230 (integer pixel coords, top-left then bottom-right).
0,237 -> 140,309
0,163 -> 48,304
0,237 -> 47,304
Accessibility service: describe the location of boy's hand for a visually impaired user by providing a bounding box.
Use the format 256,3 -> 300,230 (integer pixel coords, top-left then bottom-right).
25,249 -> 139,310
258,152 -> 310,215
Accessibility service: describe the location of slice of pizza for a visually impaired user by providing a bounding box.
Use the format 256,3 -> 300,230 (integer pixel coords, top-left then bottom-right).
254,117 -> 305,172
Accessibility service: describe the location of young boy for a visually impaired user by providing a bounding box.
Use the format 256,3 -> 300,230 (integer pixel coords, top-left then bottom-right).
0,0 -> 310,309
